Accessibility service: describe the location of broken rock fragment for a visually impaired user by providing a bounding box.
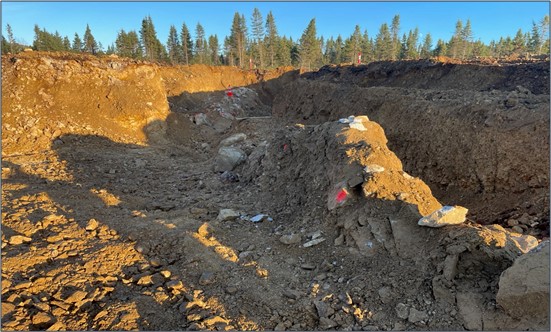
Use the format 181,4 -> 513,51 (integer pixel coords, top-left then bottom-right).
418,205 -> 468,228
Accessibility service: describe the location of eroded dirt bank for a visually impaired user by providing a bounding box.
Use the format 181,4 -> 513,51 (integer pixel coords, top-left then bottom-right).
1,52 -> 549,331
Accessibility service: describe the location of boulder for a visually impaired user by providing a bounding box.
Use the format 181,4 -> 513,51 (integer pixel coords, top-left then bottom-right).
496,240 -> 550,324
214,147 -> 247,172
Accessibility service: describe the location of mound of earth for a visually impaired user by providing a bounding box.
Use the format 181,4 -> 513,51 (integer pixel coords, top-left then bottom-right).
1,52 -> 549,331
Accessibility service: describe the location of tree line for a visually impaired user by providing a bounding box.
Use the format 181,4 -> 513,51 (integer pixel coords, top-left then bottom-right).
2,10 -> 549,69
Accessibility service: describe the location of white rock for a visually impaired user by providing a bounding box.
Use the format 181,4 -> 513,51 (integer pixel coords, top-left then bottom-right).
418,205 -> 468,228
364,164 -> 385,174
279,234 -> 302,245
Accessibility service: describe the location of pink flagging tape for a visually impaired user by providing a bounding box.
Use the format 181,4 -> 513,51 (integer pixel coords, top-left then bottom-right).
336,188 -> 348,203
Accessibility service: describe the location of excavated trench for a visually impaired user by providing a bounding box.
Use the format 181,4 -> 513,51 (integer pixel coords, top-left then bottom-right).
167,60 -> 550,237
310,63 -> 550,232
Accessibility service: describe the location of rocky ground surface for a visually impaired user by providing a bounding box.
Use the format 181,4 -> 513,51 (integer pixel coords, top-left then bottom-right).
1,51 -> 549,331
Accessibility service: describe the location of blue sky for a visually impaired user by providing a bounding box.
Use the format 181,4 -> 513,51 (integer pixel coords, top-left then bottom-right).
2,1 -> 549,48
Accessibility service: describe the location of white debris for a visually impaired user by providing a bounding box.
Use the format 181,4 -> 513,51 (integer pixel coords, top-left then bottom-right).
250,214 -> 273,223
338,115 -> 369,131
303,238 -> 326,248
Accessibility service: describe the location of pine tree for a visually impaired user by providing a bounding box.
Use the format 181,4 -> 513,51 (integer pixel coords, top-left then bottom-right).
299,18 -> 320,70
390,15 -> 401,60
335,35 -> 343,63
375,23 -> 392,60
180,23 -> 193,65
461,19 -> 473,59
529,21 -> 541,54
420,33 -> 432,58
512,28 -> 525,55
251,8 -> 265,68
399,33 -> 408,59
208,34 -> 219,65
406,28 -> 420,59
167,25 -> 182,64
361,30 -> 373,62
449,20 -> 463,58
230,12 -> 247,68
72,33 -> 82,52
83,24 -> 98,54
265,11 -> 278,67
348,25 -> 362,63
433,38 -> 447,57
63,36 -> 71,51
6,24 -> 15,53
140,16 -> 164,61
539,15 -> 549,54
195,22 -> 207,64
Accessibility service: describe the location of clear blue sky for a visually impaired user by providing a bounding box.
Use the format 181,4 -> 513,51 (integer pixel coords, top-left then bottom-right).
2,1 -> 549,48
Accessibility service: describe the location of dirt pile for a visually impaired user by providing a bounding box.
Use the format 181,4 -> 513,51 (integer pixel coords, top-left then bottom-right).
1,52 -> 549,331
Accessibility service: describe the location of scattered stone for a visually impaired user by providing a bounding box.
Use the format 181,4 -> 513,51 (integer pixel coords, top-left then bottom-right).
377,286 -> 393,304
408,308 -> 428,323
166,280 -> 184,290
279,234 -> 301,245
225,286 -> 238,295
187,313 -> 202,322
508,233 -> 539,253
319,317 -> 338,330
150,258 -> 162,267
2,279 -> 12,294
511,225 -> 523,234
497,240 -> 549,323
9,235 -> 32,245
220,170 -> 239,183
219,133 -> 247,147
31,312 -> 56,329
160,270 -> 171,278
507,219 -> 519,227
86,218 -> 99,231
456,292 -> 483,330
303,238 -> 326,248
334,233 -> 345,246
217,209 -> 240,221
282,289 -> 301,300
418,205 -> 468,228
274,322 -> 286,331
442,254 -> 459,281
137,275 -> 153,286
2,302 -> 16,320
214,147 -> 247,172
504,97 -> 518,108
300,263 -> 316,270
199,272 -> 215,285
64,290 -> 87,303
193,113 -> 210,126
395,303 -> 409,320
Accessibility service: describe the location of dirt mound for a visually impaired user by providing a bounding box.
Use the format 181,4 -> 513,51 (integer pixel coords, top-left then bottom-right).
304,59 -> 550,94
2,52 -> 549,331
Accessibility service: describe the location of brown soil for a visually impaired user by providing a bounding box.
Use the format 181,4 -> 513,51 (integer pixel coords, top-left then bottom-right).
1,51 -> 549,331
